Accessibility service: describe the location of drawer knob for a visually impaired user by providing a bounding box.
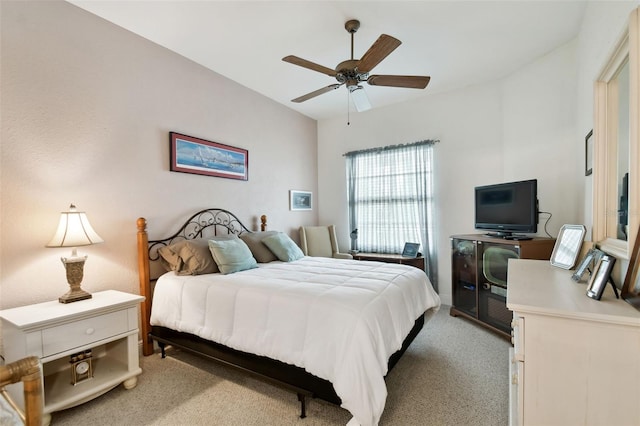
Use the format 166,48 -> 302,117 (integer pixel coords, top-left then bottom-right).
85,328 -> 95,335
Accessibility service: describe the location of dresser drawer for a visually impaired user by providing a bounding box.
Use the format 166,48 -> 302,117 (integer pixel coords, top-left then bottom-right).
42,310 -> 129,357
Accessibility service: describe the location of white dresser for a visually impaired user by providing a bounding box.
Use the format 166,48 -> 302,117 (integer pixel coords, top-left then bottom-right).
507,259 -> 640,426
0,290 -> 144,424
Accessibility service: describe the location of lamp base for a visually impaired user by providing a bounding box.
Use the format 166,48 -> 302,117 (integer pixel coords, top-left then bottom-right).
59,289 -> 92,304
59,255 -> 92,304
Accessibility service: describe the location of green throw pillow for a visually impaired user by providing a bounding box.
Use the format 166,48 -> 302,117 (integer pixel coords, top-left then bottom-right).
262,232 -> 305,262
208,238 -> 258,274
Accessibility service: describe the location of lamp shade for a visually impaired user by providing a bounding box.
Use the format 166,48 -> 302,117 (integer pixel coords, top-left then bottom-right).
46,204 -> 104,248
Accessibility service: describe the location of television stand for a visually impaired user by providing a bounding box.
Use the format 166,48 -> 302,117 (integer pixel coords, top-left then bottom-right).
450,234 -> 555,338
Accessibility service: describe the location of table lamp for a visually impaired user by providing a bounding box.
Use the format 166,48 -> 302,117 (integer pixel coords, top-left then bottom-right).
46,204 -> 104,303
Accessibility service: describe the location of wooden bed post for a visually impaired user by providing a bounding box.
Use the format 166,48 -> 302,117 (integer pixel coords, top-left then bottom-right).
261,215 -> 267,231
136,218 -> 154,356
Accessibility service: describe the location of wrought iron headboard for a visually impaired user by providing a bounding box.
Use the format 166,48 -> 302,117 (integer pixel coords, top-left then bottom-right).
146,208 -> 256,262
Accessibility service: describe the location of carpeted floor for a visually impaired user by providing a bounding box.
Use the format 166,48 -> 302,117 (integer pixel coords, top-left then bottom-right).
52,306 -> 509,425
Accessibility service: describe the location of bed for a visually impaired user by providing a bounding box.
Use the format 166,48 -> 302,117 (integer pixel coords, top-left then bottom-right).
136,208 -> 440,425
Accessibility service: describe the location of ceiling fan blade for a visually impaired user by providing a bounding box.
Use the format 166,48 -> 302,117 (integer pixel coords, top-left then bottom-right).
291,84 -> 343,103
357,34 -> 402,74
350,87 -> 371,112
282,55 -> 337,77
367,75 -> 431,89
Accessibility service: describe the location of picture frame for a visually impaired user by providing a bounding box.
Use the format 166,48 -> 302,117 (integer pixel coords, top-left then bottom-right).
571,248 -> 605,282
402,242 -> 420,258
170,132 -> 248,180
585,129 -> 593,176
622,227 -> 640,311
289,190 -> 312,211
586,254 -> 616,300
550,224 -> 586,269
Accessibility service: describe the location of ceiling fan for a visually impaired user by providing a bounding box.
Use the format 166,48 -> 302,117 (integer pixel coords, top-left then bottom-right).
282,19 -> 430,112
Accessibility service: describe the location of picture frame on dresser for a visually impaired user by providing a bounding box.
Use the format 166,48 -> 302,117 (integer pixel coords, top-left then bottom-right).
571,248 -> 605,282
549,224 -> 586,269
622,227 -> 640,310
586,254 -> 617,300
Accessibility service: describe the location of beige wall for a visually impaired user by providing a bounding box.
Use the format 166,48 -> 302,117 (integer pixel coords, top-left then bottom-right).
0,0 -> 318,309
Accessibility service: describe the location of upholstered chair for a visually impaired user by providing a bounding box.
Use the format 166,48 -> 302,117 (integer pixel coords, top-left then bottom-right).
299,225 -> 353,259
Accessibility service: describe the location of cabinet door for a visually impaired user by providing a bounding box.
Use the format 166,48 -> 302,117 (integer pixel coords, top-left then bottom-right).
478,242 -> 519,332
451,239 -> 477,316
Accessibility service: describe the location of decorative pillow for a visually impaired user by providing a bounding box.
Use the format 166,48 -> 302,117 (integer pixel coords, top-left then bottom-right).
239,231 -> 279,263
158,236 -> 236,275
262,232 -> 305,262
208,238 -> 258,274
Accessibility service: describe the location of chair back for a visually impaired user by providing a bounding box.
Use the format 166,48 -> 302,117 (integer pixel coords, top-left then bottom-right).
300,226 -> 335,257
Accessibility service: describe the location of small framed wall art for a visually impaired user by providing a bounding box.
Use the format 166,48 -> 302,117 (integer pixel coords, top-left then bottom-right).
289,190 -> 312,211
170,132 -> 248,180
585,129 -> 593,176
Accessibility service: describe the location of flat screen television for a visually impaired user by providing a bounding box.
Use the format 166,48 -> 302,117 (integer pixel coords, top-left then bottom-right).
475,179 -> 538,237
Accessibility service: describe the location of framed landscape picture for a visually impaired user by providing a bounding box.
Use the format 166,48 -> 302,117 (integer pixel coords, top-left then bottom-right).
170,132 -> 248,180
290,190 -> 312,211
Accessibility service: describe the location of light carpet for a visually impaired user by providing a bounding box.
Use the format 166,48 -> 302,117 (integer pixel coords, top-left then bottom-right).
52,306 -> 509,425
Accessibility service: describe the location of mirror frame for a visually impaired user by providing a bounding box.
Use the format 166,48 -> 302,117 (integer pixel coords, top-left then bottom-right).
593,8 -> 640,259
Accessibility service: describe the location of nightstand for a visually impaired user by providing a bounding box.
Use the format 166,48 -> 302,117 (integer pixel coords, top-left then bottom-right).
0,290 -> 144,425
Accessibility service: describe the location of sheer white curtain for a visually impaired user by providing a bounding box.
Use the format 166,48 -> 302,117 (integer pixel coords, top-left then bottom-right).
345,140 -> 438,290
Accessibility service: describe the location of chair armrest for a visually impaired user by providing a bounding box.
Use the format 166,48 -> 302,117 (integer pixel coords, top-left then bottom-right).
333,253 -> 353,260
0,356 -> 43,426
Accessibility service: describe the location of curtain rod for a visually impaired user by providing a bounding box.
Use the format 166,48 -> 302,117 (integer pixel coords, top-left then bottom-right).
343,139 -> 439,157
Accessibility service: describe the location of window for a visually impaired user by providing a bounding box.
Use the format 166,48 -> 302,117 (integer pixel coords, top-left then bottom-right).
345,140 -> 438,289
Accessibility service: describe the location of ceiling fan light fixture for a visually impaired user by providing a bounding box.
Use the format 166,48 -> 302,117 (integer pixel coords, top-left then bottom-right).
346,78 -> 359,91
350,86 -> 371,112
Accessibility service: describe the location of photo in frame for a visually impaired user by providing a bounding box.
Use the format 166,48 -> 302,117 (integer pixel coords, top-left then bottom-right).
585,129 -> 593,176
571,248 -> 605,282
622,227 -> 640,311
170,132 -> 248,180
586,254 -> 616,300
289,190 -> 312,211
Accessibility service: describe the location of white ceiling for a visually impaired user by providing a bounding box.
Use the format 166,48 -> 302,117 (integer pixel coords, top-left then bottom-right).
68,1 -> 587,120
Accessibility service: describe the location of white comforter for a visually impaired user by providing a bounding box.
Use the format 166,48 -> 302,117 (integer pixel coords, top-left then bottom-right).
150,256 -> 441,425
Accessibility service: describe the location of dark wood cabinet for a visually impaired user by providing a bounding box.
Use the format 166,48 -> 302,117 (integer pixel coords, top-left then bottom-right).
352,253 -> 425,271
450,234 -> 555,338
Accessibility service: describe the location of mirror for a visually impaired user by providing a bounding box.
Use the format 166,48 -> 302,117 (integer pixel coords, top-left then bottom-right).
593,8 -> 639,259
613,61 -> 630,242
